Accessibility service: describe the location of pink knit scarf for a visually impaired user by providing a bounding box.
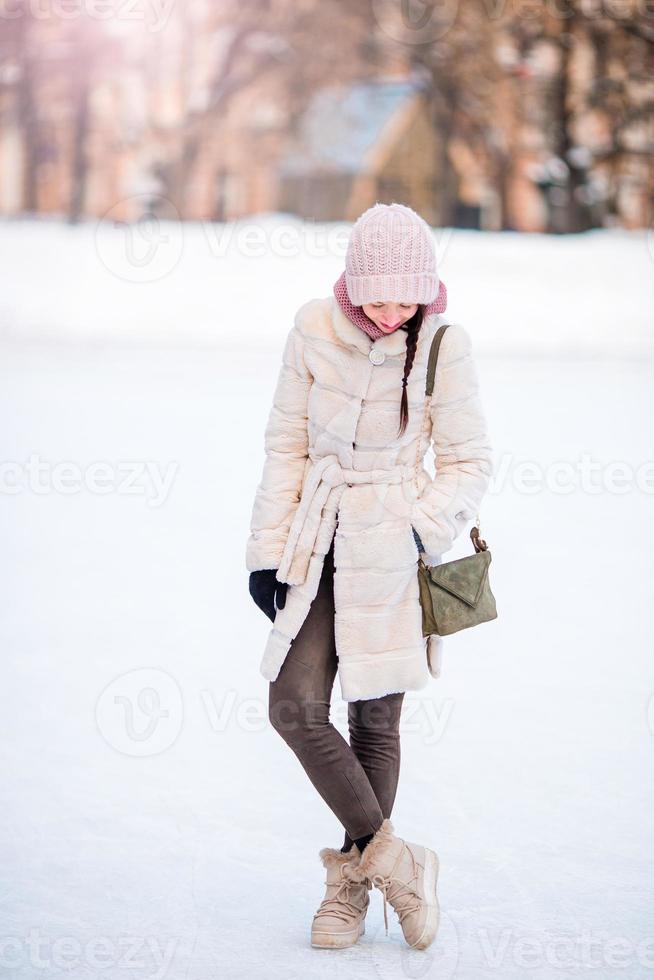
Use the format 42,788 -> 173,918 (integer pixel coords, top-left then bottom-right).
333,270 -> 447,340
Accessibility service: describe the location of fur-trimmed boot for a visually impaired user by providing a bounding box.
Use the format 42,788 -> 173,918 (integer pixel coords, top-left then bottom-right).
310,843 -> 370,949
342,818 -> 440,950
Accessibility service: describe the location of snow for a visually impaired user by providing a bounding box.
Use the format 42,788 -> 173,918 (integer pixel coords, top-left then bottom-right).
1,217 -> 653,979
2,215 -> 653,357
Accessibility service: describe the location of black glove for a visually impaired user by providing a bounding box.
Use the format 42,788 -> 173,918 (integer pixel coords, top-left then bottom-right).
248,569 -> 288,622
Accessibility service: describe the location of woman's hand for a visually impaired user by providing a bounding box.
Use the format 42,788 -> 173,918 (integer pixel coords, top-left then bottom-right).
248,569 -> 288,622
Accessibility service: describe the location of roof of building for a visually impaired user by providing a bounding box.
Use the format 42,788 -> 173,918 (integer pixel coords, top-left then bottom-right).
279,76 -> 426,176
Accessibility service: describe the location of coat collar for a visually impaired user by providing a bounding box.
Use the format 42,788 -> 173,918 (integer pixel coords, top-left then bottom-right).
330,295 -> 434,359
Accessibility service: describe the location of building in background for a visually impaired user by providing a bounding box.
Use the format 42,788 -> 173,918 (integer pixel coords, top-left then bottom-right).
276,77 -> 444,224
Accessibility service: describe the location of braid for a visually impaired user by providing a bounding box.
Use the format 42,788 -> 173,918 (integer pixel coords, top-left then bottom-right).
397,305 -> 425,437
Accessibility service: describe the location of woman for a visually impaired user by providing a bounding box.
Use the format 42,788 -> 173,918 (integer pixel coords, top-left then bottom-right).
246,202 -> 493,951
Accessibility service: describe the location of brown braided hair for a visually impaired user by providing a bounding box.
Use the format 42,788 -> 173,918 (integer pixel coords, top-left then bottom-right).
397,304 -> 426,437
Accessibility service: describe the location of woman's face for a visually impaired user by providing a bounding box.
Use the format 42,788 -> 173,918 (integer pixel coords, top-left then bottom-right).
362,301 -> 418,333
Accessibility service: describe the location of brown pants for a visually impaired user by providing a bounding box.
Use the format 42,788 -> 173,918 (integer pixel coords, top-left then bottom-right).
268,536 -> 405,849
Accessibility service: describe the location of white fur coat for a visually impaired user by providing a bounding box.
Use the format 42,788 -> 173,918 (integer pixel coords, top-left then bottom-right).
246,295 -> 493,702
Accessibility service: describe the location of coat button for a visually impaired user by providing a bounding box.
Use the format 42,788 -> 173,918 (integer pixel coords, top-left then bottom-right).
369,348 -> 385,365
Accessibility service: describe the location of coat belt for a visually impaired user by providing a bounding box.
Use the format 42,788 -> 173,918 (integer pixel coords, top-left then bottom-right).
277,453 -> 416,586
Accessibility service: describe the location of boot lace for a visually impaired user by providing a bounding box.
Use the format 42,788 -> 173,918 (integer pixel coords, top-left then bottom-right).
369,847 -> 422,936
314,875 -> 368,924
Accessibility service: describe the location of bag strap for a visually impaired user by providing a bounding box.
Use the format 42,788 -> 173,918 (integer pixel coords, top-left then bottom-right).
425,323 -> 450,397
413,323 -> 450,493
419,322 -> 487,549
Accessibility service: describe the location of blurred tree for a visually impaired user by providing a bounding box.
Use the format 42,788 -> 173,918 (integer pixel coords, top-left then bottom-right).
0,0 -> 38,211
159,0 -> 379,215
502,0 -> 654,231
65,18 -> 121,223
0,0 -> 650,228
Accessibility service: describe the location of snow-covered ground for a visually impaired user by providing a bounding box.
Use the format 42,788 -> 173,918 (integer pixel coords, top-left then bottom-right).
1,214 -> 653,357
1,218 -> 653,979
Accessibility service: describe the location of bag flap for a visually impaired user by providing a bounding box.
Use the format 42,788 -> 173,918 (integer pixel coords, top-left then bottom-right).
426,550 -> 492,607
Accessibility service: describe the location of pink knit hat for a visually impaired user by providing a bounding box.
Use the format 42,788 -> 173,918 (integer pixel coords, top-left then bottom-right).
344,202 -> 440,305
334,204 -> 447,340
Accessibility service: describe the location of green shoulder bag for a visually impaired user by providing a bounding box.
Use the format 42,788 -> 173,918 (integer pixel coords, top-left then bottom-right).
415,324 -> 498,637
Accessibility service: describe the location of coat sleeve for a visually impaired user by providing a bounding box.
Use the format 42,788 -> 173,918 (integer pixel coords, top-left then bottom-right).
245,316 -> 313,572
409,323 -> 493,558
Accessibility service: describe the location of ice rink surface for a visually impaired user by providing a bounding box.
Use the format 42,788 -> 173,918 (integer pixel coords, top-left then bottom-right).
2,219 -> 653,979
